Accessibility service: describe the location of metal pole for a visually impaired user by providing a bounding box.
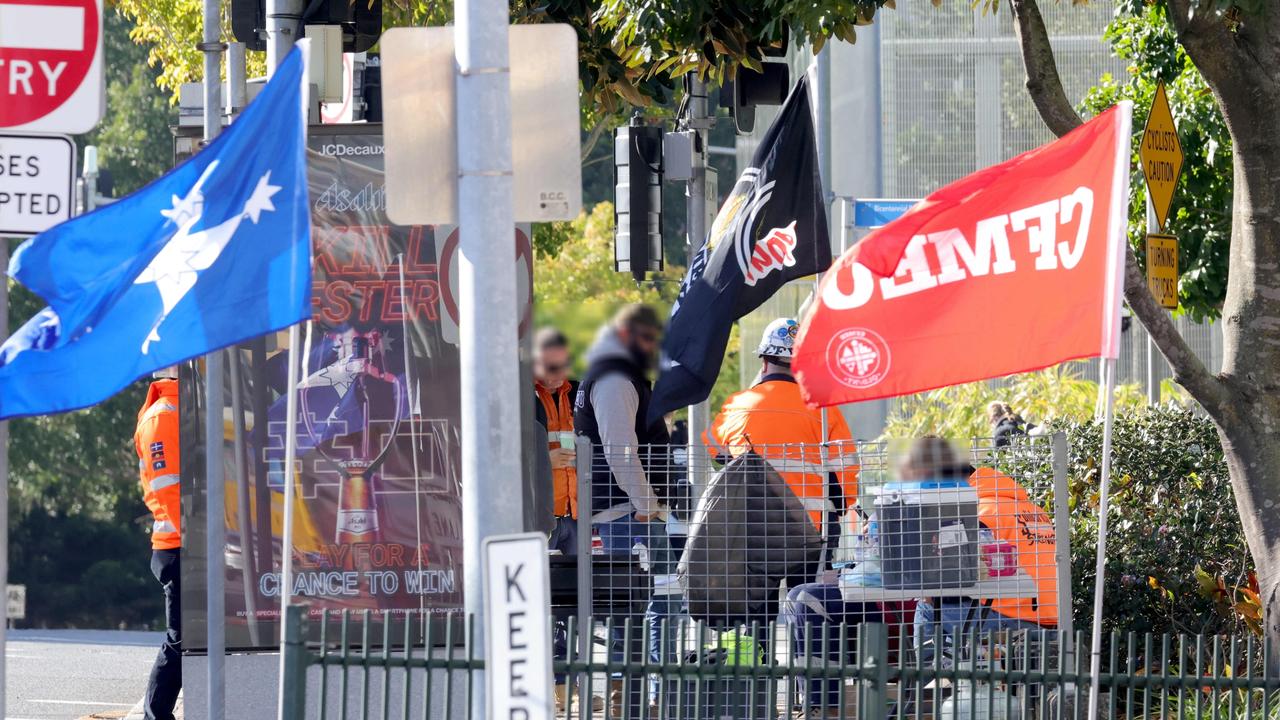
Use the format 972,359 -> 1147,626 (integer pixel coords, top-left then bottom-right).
1145,197 -> 1159,405
263,9 -> 303,720
455,1 -> 521,717
838,197 -> 850,255
229,353 -> 259,645
1087,357 -> 1118,720
0,235 -> 10,719
200,0 -> 225,713
274,320 -> 306,720
265,0 -> 303,73
574,437 -> 593,714
1051,432 -> 1074,671
227,42 -> 248,116
83,147 -> 98,213
815,46 -> 833,215
813,42 -> 834,574
204,354 -> 226,720
685,73 -> 711,496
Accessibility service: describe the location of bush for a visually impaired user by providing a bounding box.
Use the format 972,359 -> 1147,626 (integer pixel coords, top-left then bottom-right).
1000,406 -> 1254,637
882,363 -> 1149,440
10,508 -> 159,629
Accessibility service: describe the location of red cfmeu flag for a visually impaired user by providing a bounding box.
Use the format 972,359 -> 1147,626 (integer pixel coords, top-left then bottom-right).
794,102 -> 1133,407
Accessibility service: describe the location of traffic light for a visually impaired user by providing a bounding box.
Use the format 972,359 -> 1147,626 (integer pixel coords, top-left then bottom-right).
614,119 -> 664,282
721,62 -> 790,135
230,0 -> 266,51
231,0 -> 381,53
362,55 -> 382,122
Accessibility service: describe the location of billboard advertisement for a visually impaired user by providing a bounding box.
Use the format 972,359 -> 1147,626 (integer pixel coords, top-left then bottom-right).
182,125 -> 534,650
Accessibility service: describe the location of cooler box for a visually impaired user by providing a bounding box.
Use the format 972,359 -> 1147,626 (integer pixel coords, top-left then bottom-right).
873,479 -> 979,590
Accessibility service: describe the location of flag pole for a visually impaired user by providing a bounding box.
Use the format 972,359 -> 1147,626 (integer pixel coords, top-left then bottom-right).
276,322 -> 304,629
200,0 -> 225,712
1087,355 -> 1118,720
1087,100 -> 1131,720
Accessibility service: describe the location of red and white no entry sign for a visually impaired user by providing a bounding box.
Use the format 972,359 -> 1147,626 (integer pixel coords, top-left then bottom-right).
0,0 -> 104,134
437,226 -> 535,344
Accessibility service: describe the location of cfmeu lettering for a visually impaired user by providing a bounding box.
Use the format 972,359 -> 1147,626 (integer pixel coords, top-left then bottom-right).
823,186 -> 1095,310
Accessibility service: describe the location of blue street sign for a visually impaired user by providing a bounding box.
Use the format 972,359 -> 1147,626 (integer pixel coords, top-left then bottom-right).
853,199 -> 919,228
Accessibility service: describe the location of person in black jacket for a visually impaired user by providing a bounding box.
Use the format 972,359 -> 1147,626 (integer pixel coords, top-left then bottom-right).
989,401 -> 1029,447
574,304 -> 672,715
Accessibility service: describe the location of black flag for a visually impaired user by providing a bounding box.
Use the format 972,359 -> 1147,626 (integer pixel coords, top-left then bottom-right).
649,76 -> 831,424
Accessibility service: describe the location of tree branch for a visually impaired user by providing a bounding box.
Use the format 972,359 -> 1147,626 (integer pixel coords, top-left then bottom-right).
1008,0 -> 1082,139
580,118 -> 609,162
1123,245 -> 1229,412
1010,0 -> 1228,412
1164,0 -> 1228,44
1163,0 -> 1247,87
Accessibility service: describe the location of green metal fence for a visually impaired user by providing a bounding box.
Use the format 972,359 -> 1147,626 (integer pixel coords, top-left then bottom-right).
281,606 -> 1280,720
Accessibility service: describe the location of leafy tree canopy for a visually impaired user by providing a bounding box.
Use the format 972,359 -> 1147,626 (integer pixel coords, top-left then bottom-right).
85,8 -> 176,194
1080,1 -> 1231,322
533,202 -> 682,372
117,0 -> 889,121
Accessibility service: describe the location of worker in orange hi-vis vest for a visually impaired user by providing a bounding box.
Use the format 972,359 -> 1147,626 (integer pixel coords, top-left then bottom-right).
134,368 -> 182,720
706,318 -> 859,539
970,466 -> 1059,628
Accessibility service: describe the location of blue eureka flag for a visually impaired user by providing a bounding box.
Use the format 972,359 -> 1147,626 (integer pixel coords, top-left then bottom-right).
0,43 -> 313,420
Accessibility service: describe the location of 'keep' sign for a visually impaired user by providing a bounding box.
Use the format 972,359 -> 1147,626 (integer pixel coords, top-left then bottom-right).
0,0 -> 104,134
795,103 -> 1133,407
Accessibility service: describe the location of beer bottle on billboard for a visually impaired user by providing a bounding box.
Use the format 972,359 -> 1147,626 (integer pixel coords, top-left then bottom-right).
336,466 -> 380,544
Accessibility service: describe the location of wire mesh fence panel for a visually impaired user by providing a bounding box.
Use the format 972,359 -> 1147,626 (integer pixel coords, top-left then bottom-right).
551,433 -> 1067,717
280,427 -> 1280,720
282,605 -> 1280,720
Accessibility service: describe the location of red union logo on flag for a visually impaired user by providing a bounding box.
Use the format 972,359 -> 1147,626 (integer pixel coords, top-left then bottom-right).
826,327 -> 891,389
742,220 -> 798,286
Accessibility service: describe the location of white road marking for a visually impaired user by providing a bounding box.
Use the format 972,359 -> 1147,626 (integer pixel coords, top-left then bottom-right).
29,699 -> 135,706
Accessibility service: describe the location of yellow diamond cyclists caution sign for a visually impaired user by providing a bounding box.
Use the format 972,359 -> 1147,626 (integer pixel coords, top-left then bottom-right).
1140,84 -> 1184,231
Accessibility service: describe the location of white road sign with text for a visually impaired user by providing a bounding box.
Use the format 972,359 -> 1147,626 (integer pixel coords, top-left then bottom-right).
484,533 -> 552,720
0,133 -> 75,236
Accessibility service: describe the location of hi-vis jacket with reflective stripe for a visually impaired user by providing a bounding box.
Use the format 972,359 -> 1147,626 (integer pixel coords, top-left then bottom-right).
135,379 -> 181,550
971,467 -> 1058,627
706,376 -> 858,529
535,379 -> 578,518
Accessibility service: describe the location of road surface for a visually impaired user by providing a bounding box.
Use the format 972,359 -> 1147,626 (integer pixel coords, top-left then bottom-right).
7,629 -> 162,720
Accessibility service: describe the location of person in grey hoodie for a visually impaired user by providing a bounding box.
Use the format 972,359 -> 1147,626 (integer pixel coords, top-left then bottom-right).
575,304 -> 670,524
574,303 -> 673,714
